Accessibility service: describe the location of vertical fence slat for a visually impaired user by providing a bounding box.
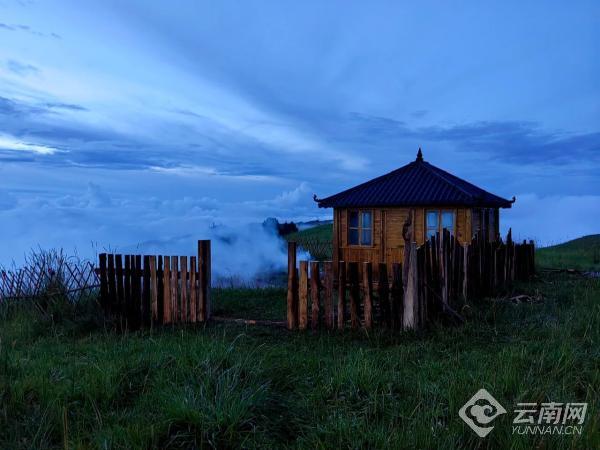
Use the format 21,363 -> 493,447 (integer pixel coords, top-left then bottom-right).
149,256 -> 158,326
180,256 -> 188,323
348,262 -> 360,330
337,261 -> 346,330
198,240 -> 212,322
115,255 -> 125,321
170,256 -> 178,324
298,261 -> 309,330
310,261 -> 321,330
143,255 -> 151,328
391,263 -> 403,329
163,256 -> 171,324
107,254 -> 116,314
323,261 -> 334,330
378,263 -> 390,327
157,256 -> 164,325
99,253 -> 108,312
124,255 -> 131,327
190,256 -> 197,323
287,242 -> 298,330
362,262 -> 373,329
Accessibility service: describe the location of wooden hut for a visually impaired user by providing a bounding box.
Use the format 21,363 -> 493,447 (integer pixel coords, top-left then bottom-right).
314,149 -> 515,271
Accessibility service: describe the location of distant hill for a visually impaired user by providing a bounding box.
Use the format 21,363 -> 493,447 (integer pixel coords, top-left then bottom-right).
284,224 -> 333,260
287,227 -> 600,271
536,235 -> 600,271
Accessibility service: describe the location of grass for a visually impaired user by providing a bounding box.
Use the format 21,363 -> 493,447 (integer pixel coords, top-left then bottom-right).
536,234 -> 600,271
285,224 -> 334,260
285,223 -> 333,243
1,272 -> 598,449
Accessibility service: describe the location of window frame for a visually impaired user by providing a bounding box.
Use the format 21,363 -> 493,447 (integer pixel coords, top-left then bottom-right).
347,209 -> 374,247
425,209 -> 456,240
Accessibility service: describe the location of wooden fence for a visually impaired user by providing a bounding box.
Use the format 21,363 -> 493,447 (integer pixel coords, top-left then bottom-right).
98,240 -> 211,329
286,229 -> 535,331
0,251 -> 99,303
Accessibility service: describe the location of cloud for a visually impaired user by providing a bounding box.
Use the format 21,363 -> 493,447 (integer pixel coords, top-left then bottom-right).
0,134 -> 60,155
5,59 -> 40,76
0,22 -> 60,38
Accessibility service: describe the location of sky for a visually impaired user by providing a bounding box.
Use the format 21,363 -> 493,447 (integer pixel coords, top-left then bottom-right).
0,0 -> 599,272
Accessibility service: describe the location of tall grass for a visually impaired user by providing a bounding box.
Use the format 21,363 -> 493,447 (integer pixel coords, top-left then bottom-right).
0,271 -> 598,448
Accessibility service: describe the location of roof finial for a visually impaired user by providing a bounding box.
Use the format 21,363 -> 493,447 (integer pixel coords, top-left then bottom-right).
416,147 -> 423,162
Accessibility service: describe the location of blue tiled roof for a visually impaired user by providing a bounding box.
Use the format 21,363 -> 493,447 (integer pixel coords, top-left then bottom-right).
315,150 -> 514,209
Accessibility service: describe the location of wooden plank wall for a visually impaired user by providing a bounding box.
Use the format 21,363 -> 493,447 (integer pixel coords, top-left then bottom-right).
287,229 -> 535,332
98,240 -> 211,330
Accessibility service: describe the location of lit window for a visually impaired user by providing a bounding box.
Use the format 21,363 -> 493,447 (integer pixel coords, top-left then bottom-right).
426,211 -> 438,239
348,210 -> 372,246
426,210 -> 455,240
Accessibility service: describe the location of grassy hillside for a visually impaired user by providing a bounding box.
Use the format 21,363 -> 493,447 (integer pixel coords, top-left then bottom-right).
285,224 -> 333,260
536,234 -> 600,271
1,273 -> 598,449
285,223 -> 333,243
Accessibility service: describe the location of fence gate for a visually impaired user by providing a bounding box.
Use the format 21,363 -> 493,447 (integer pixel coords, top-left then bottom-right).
98,240 -> 211,329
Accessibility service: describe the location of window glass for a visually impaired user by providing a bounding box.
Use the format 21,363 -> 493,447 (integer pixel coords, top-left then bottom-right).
361,211 -> 372,228
361,229 -> 372,245
426,228 -> 437,239
442,211 -> 454,229
349,228 -> 359,245
426,211 -> 438,228
349,211 -> 359,228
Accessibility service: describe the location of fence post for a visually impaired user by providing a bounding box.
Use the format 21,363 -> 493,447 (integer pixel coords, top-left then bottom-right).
298,261 -> 309,330
348,262 -> 360,329
107,254 -> 116,315
378,263 -> 390,327
170,255 -> 178,324
310,261 -> 321,330
287,242 -> 298,330
198,240 -> 212,322
337,261 -> 346,330
391,263 -> 403,329
190,256 -> 197,323
362,262 -> 373,329
149,256 -> 158,327
162,256 -> 171,324
115,255 -> 125,321
157,256 -> 164,325
180,256 -> 188,323
323,261 -> 334,330
143,255 -> 151,328
124,255 -> 132,327
99,253 -> 108,313
403,242 -> 418,330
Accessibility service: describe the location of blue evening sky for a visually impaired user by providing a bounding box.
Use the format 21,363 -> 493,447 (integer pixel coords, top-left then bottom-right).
0,0 -> 599,268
